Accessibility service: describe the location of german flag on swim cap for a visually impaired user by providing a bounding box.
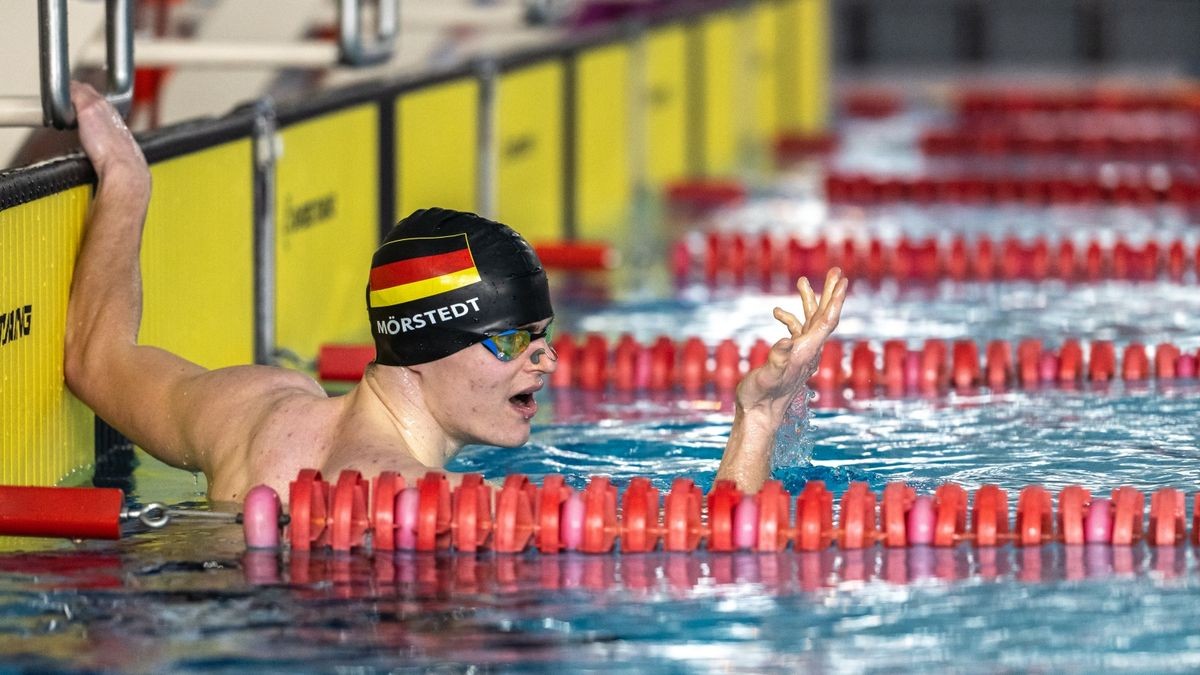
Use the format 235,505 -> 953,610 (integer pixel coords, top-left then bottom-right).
367,208 -> 553,366
368,233 -> 481,308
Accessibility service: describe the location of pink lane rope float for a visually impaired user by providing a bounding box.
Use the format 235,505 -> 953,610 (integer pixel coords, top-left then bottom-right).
235,469 -> 1200,553
674,232 -> 1199,286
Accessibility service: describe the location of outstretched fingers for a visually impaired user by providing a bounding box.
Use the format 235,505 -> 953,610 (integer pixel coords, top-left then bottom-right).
772,306 -> 804,338
812,276 -> 848,336
818,267 -> 843,311
796,276 -> 818,326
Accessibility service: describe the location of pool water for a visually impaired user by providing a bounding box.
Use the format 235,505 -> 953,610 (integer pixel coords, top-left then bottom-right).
7,86 -> 1200,672
3,273 -> 1200,670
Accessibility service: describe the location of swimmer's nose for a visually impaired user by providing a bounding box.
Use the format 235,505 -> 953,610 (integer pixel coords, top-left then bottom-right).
530,344 -> 558,371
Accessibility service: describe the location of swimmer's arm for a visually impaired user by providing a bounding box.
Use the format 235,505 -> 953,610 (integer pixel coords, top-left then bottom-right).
62,83 -> 318,473
716,268 -> 848,492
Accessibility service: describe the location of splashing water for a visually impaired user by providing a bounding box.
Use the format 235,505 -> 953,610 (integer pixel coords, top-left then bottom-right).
771,387 -> 816,470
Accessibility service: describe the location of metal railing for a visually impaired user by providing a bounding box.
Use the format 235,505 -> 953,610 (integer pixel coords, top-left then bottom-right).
0,0 -> 133,129
0,0 -> 399,128
117,0 -> 398,68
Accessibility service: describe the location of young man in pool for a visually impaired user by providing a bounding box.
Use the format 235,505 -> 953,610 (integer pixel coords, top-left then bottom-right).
63,82 -> 848,503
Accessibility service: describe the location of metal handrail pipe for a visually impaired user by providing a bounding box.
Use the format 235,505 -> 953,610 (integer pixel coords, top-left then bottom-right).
338,0 -> 398,66
0,0 -> 133,128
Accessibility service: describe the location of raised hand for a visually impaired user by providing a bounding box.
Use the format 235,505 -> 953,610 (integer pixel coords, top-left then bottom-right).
718,267 -> 849,492
736,267 -> 848,419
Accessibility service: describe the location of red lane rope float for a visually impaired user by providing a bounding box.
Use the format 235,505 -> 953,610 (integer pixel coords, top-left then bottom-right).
288,469 -> 329,551
839,482 -> 878,549
706,480 -> 741,552
254,471 -> 1200,554
774,132 -> 839,160
330,470 -> 369,552
843,89 -> 903,119
452,473 -> 491,553
371,472 -> 403,551
494,474 -> 535,553
664,478 -> 703,552
620,477 -> 659,553
664,179 -> 747,212
673,233 -> 1199,287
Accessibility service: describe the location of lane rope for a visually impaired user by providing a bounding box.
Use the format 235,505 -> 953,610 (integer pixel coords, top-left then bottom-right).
673,232 -> 1199,285
243,470 -> 1199,554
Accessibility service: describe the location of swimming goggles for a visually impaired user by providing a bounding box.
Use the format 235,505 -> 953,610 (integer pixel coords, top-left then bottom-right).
480,325 -> 554,362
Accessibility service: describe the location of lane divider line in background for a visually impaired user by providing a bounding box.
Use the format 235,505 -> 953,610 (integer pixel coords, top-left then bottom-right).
673,232 -> 1199,284
823,171 -> 1200,207
319,336 -> 1198,392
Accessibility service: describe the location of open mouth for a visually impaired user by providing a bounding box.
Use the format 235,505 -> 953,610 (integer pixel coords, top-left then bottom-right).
509,391 -> 538,419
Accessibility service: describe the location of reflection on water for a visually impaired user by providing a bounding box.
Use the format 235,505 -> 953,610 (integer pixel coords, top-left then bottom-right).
1,534 -> 1200,671
26,374 -> 1192,670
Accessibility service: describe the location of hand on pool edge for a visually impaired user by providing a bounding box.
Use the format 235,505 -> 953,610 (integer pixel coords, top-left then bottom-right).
70,82 -> 150,200
717,267 -> 849,492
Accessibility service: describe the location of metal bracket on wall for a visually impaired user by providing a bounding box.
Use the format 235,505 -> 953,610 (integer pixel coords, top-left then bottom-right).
252,99 -> 281,367
475,58 -> 499,220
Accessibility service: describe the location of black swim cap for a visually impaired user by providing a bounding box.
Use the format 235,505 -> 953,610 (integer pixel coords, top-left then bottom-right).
367,208 -> 553,366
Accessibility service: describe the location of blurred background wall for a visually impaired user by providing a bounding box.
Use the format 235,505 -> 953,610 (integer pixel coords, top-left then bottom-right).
833,0 -> 1200,71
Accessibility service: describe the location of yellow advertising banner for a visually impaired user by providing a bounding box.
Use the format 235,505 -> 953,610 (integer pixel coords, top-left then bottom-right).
749,2 -> 782,155
644,25 -> 689,187
0,189 -> 94,485
497,61 -> 565,242
397,78 -> 479,219
574,43 -> 632,240
779,0 -> 830,134
700,12 -> 739,177
140,140 -> 255,369
276,104 -> 379,363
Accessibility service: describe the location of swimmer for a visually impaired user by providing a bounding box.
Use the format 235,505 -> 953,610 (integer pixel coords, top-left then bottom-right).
63,82 -> 847,502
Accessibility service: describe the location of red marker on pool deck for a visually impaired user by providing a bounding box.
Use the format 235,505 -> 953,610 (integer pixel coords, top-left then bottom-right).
0,484 -> 280,543
0,485 -> 123,539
